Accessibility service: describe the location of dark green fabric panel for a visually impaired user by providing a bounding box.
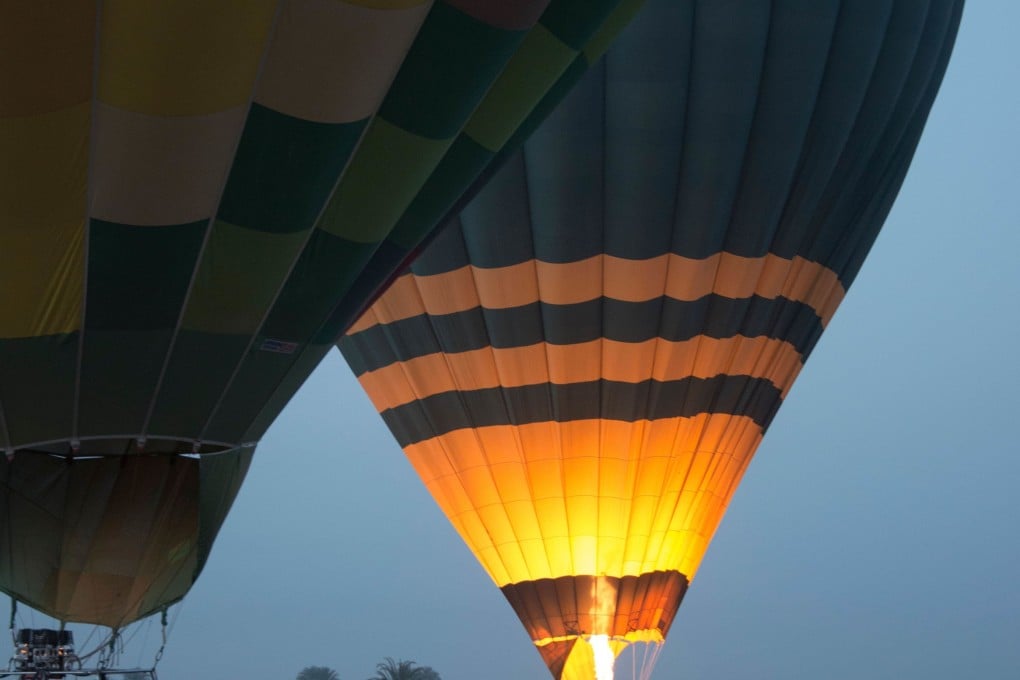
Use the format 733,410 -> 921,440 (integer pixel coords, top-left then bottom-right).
77,329 -> 171,439
387,133 -> 493,249
259,229 -> 378,342
382,376 -> 783,447
200,226 -> 379,441
217,103 -> 366,233
341,294 -> 821,376
85,219 -> 206,331
0,335 -> 76,448
145,331 -> 249,441
202,341 -> 331,445
240,342 -> 331,443
377,2 -> 526,140
78,220 -> 207,440
197,445 -> 253,573
539,0 -> 621,50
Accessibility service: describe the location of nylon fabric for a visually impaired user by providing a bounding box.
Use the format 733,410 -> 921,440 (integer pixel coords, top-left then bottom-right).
338,2 -> 964,678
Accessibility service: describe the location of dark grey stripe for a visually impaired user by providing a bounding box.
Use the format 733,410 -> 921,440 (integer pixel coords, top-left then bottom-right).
380,376 -> 781,447
341,294 -> 821,376
399,0 -> 962,282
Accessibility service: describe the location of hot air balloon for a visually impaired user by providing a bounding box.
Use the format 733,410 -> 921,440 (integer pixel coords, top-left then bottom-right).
0,0 -> 646,673
339,1 -> 964,678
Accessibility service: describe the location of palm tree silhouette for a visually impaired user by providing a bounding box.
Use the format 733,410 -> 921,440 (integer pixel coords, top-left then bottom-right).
366,657 -> 440,680
297,665 -> 340,680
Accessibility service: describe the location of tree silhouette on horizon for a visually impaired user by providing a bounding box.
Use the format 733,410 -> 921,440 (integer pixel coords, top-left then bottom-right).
366,657 -> 441,680
297,665 -> 340,680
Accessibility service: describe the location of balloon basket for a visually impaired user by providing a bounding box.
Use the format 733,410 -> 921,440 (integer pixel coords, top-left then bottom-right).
2,628 -> 157,680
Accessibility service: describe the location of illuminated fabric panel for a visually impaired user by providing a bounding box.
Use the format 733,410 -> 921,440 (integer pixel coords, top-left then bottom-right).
340,1 -> 963,678
0,448 -> 251,628
1,0 -> 647,628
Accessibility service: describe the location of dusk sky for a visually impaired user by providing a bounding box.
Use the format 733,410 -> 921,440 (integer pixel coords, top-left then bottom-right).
14,3 -> 1016,679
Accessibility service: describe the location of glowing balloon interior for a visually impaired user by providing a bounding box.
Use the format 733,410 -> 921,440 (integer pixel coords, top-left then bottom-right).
340,1 -> 964,677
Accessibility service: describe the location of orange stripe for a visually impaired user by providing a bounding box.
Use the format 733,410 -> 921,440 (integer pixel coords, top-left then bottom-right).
399,415 -> 764,586
356,335 -> 804,413
349,253 -> 845,333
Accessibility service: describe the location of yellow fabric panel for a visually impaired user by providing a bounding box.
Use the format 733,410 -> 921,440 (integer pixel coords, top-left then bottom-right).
181,221 -> 309,334
0,1 -> 95,116
257,0 -> 431,123
90,102 -> 247,225
357,335 -> 804,411
462,24 -> 577,152
352,253 -> 846,330
404,415 -> 764,587
99,0 -> 278,115
317,117 -> 451,241
0,104 -> 89,228
0,105 -> 87,338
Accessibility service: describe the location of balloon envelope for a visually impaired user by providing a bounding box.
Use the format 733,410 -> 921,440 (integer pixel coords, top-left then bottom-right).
0,0 -> 637,627
340,1 -> 964,677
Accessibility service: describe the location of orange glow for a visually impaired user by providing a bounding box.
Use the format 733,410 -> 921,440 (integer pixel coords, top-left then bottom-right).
401,414 -> 762,587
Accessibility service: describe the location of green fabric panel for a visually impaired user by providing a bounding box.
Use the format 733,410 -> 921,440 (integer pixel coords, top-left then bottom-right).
77,219 -> 207,439
461,24 -> 577,152
201,346 -> 310,445
204,230 -> 379,442
317,117 -> 449,242
259,229 -> 380,341
182,220 -> 309,335
539,0 -> 622,50
197,445 -> 253,573
85,219 -> 206,331
377,1 -> 526,140
145,330 -> 249,442
0,334 -> 76,449
217,103 -> 366,233
240,343 -> 330,442
388,134 -> 493,248
77,329 -> 171,439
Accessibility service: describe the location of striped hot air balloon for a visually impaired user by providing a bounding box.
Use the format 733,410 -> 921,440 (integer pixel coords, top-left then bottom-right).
339,1 -> 964,678
0,0 -> 640,632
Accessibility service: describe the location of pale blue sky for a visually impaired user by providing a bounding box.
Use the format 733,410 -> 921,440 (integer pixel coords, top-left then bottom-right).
25,3 -> 1015,679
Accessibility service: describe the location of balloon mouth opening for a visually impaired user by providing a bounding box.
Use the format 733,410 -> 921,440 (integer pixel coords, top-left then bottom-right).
6,437 -> 238,459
